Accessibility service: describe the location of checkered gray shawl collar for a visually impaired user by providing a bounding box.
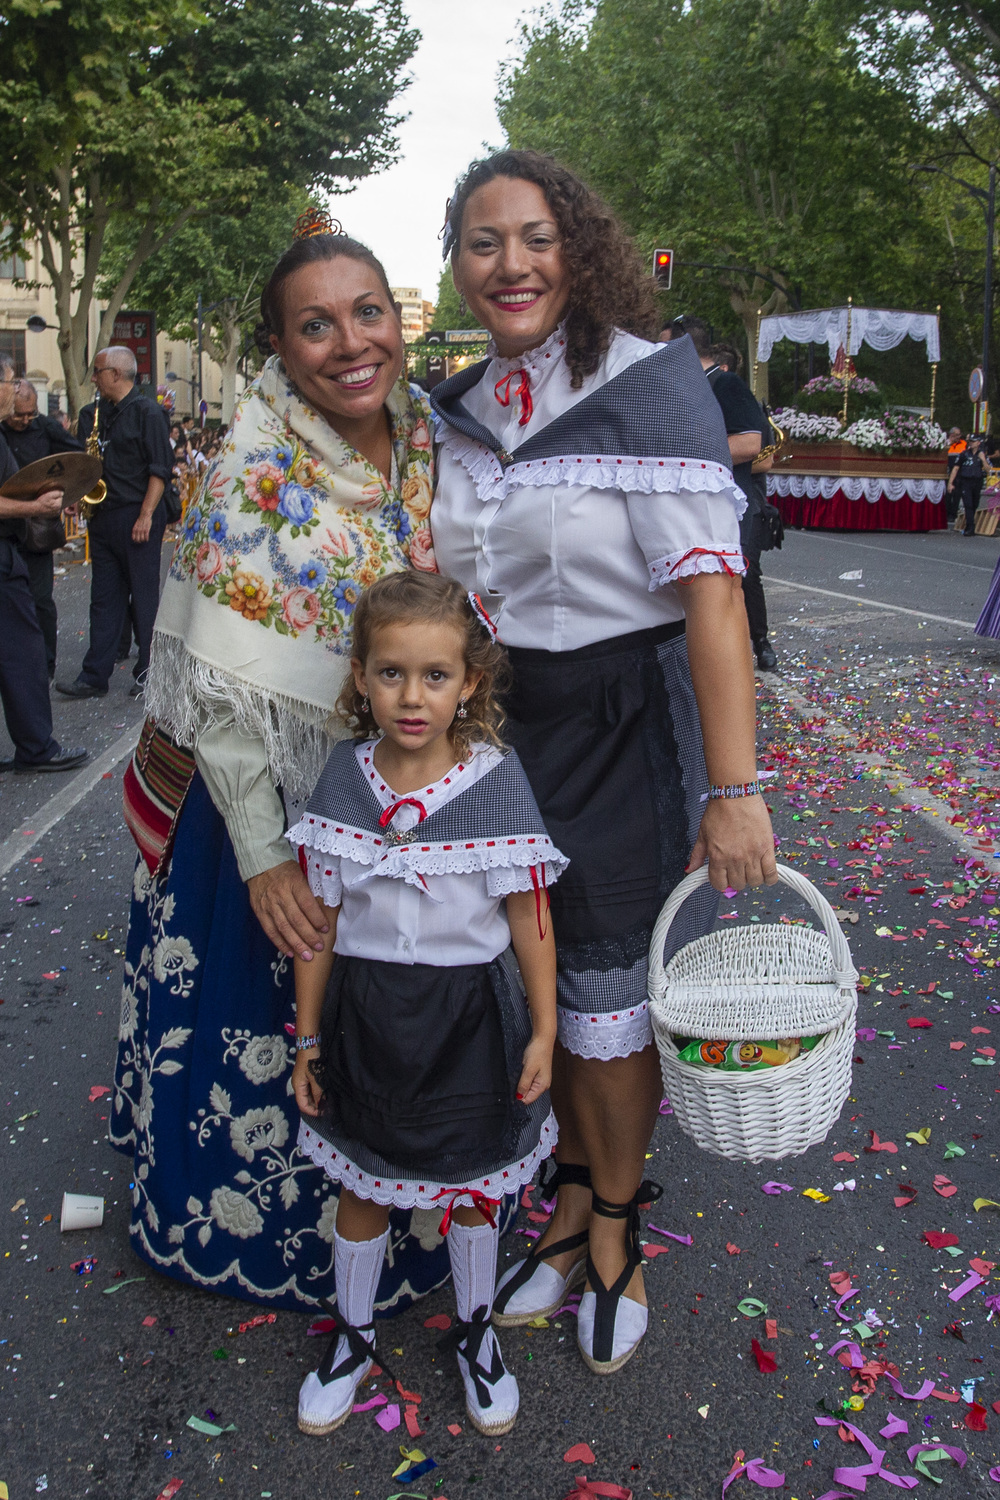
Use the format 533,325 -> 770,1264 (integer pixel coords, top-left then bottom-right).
429,334 -> 732,483
286,739 -> 568,886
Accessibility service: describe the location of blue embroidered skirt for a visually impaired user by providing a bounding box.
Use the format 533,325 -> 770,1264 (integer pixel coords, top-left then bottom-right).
110,773 -> 513,1313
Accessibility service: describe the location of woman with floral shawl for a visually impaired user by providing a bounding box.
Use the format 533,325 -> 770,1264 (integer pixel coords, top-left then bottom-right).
110,225 -> 453,1311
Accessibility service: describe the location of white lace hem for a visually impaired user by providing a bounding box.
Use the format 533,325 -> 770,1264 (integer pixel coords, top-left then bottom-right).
288,815 -> 568,886
557,1002 -> 654,1060
297,1111 -> 558,1209
648,547 -> 747,589
436,423 -> 745,508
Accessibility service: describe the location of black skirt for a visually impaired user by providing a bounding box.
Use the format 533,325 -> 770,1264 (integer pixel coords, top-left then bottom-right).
503,622 -> 720,1049
308,950 -> 551,1189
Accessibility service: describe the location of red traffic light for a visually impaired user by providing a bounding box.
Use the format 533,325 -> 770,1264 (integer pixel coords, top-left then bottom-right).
653,248 -> 673,288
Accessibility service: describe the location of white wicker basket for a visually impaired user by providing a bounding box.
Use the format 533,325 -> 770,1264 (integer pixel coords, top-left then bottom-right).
648,863 -> 858,1162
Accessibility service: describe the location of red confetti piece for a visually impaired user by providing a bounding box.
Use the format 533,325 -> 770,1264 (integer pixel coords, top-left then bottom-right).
950,1042 -> 967,1050
764,1318 -> 778,1339
643,1244 -> 671,1258
142,1315 -> 157,1327
992,1401 -> 1000,1416
405,1403 -> 423,1438
751,1337 -> 778,1373
978,1046 -> 996,1057
865,1131 -> 898,1153
423,1313 -> 451,1331
833,1152 -> 858,1162
933,1175 -> 958,1198
907,1017 -> 933,1029
923,1231 -> 960,1248
726,1243 -> 741,1255
88,1085 -> 112,1101
238,1312 -> 276,1333
965,1402 -> 988,1432
972,1026 -> 991,1035
562,1480 -> 633,1500
447,1423 -> 463,1435
155,1484 -> 184,1500
894,1184 -> 918,1207
564,1443 -> 597,1464
970,1257 -> 996,1275
42,972 -> 59,980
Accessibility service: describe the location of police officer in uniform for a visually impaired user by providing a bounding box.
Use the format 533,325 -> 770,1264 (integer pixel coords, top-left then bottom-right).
0,352 -> 87,772
56,345 -> 172,699
2,380 -> 84,676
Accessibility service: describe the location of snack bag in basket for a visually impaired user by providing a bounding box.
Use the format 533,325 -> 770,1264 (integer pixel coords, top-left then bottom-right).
675,1036 -> 820,1071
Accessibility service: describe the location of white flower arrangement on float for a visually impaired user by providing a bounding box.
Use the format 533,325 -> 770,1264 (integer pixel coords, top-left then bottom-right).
841,417 -> 893,453
771,408 -> 843,441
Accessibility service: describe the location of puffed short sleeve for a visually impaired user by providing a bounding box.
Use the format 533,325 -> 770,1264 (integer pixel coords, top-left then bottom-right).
626,486 -> 747,590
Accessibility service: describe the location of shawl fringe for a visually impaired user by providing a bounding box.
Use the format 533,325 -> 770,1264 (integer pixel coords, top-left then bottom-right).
145,631 -> 334,797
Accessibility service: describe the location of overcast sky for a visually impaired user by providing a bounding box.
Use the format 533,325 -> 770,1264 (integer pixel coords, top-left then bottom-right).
332,0 -> 533,307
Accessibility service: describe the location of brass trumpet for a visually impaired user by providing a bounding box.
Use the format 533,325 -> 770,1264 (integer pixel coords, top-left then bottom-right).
80,392 -> 107,519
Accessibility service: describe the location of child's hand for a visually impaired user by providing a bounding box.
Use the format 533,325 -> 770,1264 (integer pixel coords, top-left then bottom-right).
516,1035 -> 553,1106
292,1050 -> 323,1117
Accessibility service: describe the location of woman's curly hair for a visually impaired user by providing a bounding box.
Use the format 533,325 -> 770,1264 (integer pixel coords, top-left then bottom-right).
443,149 -> 659,389
337,572 -> 510,760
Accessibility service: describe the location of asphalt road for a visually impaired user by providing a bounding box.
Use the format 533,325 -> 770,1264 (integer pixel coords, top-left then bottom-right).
3,529 -> 1000,1500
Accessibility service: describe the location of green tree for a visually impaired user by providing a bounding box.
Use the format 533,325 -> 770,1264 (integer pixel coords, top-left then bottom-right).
0,0 -> 417,414
430,266 -> 481,332
498,0 -> 945,395
101,188 -> 310,421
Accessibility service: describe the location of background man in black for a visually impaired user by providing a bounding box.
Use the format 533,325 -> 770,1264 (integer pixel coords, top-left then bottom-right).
661,316 -> 777,669
2,380 -> 83,676
56,345 -> 172,700
0,352 -> 87,772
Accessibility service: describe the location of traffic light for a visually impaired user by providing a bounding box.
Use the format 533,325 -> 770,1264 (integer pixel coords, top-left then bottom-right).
653,248 -> 673,289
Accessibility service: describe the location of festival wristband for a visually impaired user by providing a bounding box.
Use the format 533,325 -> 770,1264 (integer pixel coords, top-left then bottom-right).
295,1034 -> 321,1051
707,780 -> 762,800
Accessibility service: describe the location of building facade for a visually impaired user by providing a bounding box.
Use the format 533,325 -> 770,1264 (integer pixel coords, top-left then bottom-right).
1,238 -> 237,422
391,287 -> 435,345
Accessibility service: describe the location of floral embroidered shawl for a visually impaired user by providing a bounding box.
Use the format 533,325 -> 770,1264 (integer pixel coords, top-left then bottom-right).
146,356 -> 436,793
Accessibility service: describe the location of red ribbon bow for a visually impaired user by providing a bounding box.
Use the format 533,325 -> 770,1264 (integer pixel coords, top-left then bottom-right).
494,368 -> 533,426
378,798 -> 427,830
430,1188 -> 499,1236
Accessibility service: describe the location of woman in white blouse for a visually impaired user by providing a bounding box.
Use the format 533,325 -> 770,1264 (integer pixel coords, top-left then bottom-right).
430,150 -> 777,1375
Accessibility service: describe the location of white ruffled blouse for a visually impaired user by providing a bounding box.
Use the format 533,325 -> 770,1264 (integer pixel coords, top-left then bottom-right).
430,324 -> 746,652
288,741 -> 566,968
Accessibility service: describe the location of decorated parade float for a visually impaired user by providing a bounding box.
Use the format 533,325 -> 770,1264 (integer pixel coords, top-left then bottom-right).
757,303 -> 949,532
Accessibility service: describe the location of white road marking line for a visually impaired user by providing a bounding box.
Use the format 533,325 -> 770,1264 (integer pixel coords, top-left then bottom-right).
782,530 -> 998,573
763,575 -> 978,631
763,676 -> 996,862
0,725 -> 139,878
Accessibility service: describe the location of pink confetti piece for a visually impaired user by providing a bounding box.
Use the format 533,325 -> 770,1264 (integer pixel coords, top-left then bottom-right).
447,1423 -> 463,1436
880,1414 -> 909,1439
88,1084 -> 112,1101
646,1223 -> 693,1244
423,1313 -> 451,1330
815,1416 -> 919,1491
760,1181 -> 793,1195
884,1372 -> 936,1401
352,1393 -> 389,1413
643,1244 -> 672,1258
829,1339 -> 864,1367
375,1402 -> 401,1431
948,1272 -> 986,1302
721,1457 -> 785,1492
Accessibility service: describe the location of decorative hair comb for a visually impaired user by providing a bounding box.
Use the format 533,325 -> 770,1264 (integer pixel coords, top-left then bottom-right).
293,207 -> 345,241
468,591 -> 499,640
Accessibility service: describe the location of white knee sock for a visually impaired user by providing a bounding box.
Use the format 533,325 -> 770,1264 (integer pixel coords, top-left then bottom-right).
333,1228 -> 388,1327
448,1218 -> 500,1323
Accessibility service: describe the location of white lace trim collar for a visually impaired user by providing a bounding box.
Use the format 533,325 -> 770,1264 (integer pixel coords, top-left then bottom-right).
486,321 -> 568,374
435,420 -> 745,513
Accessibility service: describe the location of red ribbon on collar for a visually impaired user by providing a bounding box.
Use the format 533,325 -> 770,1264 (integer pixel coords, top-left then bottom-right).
430,1188 -> 500,1236
378,797 -> 427,830
494,368 -> 533,426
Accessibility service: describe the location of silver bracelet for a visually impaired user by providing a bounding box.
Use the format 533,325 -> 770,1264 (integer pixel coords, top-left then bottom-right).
707,780 -> 762,800
295,1033 -> 321,1051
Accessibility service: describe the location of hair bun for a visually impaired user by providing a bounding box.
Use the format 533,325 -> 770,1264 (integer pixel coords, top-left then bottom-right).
294,207 -> 345,241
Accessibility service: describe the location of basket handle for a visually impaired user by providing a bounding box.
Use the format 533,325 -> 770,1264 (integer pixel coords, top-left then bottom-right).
647,862 -> 858,994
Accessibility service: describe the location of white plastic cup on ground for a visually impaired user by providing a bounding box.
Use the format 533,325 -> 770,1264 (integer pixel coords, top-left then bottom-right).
60,1193 -> 104,1231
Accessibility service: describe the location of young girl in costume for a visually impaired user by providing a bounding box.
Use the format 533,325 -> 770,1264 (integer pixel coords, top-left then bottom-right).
289,572 -> 566,1439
